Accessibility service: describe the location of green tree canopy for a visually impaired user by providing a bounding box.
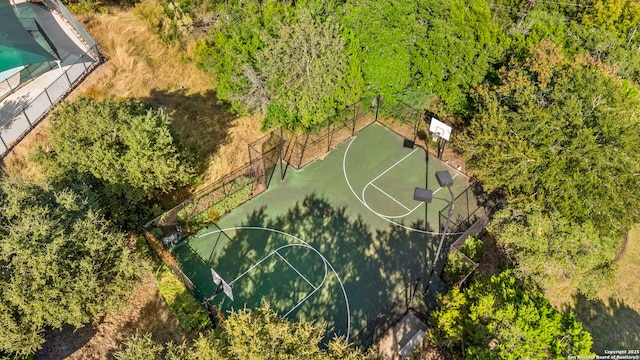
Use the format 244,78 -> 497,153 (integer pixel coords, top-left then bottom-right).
430,271 -> 593,358
414,0 -> 508,114
459,40 -> 640,236
115,303 -> 378,360
261,6 -> 360,129
492,210 -> 618,298
197,0 -> 363,131
342,0 -> 418,106
0,178 -> 141,357
579,0 -> 640,37
36,96 -> 196,227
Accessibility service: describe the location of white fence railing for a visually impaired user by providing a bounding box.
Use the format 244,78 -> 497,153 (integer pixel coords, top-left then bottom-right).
0,46 -> 100,157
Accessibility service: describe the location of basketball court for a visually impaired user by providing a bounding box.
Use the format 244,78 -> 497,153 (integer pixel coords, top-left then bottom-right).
171,122 -> 478,344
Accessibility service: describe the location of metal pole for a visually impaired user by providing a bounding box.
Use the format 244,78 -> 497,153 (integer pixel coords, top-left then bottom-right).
438,139 -> 446,160
352,103 -> 358,135
0,132 -> 7,149
327,120 -> 331,152
373,95 -> 380,122
22,108 -> 32,126
423,185 -> 455,300
434,186 -> 455,279
279,127 -> 285,180
295,139 -> 300,169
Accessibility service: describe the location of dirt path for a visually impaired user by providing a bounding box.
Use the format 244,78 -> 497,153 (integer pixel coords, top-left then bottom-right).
35,275 -> 186,360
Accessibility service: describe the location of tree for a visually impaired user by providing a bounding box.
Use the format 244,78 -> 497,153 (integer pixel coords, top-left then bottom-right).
492,210 -> 618,298
0,177 -> 141,357
579,0 -> 640,38
36,96 -> 196,227
430,271 -> 594,358
115,303 -> 378,360
261,6 -> 362,130
195,0 -> 286,115
197,0 -> 362,131
414,0 -> 507,114
342,0 -> 418,106
459,40 -> 640,236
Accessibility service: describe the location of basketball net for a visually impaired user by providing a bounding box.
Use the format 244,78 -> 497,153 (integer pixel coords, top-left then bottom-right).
431,132 -> 440,142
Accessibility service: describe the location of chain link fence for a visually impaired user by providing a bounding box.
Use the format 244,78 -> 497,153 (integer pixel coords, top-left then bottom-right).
285,99 -> 375,170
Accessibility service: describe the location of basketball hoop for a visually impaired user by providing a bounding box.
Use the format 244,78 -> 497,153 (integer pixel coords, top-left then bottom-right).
429,118 -> 452,141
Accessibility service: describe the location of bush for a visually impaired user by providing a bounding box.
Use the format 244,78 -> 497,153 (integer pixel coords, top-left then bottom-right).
156,265 -> 211,332
443,237 -> 483,285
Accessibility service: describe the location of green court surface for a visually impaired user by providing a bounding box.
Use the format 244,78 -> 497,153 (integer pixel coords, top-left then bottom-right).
171,123 -> 476,344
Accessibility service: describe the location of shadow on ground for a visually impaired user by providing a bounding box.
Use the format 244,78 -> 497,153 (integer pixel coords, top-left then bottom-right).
143,89 -> 235,158
34,280 -> 186,360
563,293 -> 640,353
175,193 -> 438,347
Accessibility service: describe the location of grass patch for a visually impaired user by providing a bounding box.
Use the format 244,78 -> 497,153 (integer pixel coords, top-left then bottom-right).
156,264 -> 211,332
177,176 -> 254,231
546,225 -> 640,353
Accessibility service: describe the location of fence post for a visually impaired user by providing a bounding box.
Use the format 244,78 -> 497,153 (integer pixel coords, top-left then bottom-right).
279,127 -> 285,180
295,139 -> 300,169
0,132 -> 7,150
22,108 -> 32,126
247,144 -> 254,177
44,88 -> 53,106
64,67 -> 72,87
326,120 -> 331,152
352,102 -> 358,135
373,95 -> 380,122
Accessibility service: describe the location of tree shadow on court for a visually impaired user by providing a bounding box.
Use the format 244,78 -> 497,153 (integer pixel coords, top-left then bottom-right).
562,292 -> 640,353
206,193 -> 440,346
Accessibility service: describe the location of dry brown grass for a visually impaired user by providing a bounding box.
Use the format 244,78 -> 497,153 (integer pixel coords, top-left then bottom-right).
2,6 -> 265,192
545,225 -> 640,352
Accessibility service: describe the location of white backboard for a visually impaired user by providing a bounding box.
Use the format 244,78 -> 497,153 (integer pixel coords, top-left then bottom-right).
429,117 -> 452,141
211,268 -> 234,301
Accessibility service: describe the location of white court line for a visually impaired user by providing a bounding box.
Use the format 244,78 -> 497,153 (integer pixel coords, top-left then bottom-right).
276,251 -> 317,291
343,136 -> 468,235
197,227 -> 351,343
367,148 -> 420,185
361,147 -> 419,217
370,183 -> 411,211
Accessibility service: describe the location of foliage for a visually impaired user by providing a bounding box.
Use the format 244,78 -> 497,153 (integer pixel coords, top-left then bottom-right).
156,265 -> 211,331
492,210 -> 617,299
0,178 -> 141,357
177,177 -> 253,232
195,0 -> 273,115
459,40 -> 640,236
579,0 -> 640,37
414,0 -> 508,115
443,237 -> 483,285
115,303 -> 378,359
430,271 -> 594,358
114,333 -> 164,360
197,0 -> 362,131
342,0 -> 417,106
260,7 -> 360,130
35,96 -> 197,228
